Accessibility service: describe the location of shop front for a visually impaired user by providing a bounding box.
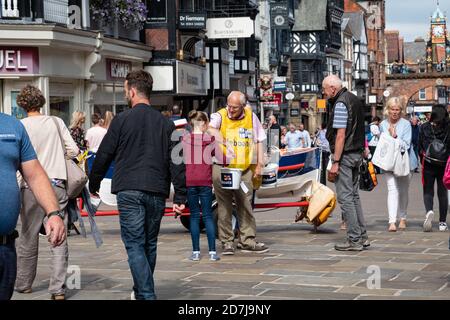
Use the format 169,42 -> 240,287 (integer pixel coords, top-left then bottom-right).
145,60 -> 207,114
0,25 -> 152,127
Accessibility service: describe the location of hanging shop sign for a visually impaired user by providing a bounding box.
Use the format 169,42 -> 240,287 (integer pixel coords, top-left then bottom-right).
273,81 -> 287,92
206,17 -> 254,39
270,1 -> 289,29
179,13 -> 206,29
147,0 -> 167,24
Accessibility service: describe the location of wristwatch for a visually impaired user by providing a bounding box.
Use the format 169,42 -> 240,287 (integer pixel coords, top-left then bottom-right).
332,159 -> 341,164
47,210 -> 65,220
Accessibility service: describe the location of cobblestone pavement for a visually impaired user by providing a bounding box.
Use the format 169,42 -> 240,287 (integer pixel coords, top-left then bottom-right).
12,173 -> 450,300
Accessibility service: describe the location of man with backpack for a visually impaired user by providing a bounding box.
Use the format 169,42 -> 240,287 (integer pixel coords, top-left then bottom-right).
419,104 -> 450,232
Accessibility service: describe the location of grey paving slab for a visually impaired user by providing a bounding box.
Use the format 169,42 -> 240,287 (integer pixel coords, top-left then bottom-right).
10,173 -> 450,300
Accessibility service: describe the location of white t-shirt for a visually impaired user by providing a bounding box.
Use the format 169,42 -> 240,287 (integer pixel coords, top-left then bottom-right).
86,126 -> 107,152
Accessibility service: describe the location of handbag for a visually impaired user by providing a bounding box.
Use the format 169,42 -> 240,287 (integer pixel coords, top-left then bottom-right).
444,156 -> 450,190
359,159 -> 375,191
51,117 -> 88,199
393,146 -> 410,177
372,132 -> 399,171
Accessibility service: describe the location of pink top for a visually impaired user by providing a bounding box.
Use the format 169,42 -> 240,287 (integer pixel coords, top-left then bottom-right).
209,108 -> 267,143
182,133 -> 227,187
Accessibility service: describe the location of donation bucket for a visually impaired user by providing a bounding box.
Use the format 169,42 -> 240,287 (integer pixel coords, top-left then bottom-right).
220,167 -> 242,190
262,163 -> 279,186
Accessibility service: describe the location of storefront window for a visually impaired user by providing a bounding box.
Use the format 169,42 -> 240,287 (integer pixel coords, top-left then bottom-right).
11,91 -> 27,120
50,96 -> 74,126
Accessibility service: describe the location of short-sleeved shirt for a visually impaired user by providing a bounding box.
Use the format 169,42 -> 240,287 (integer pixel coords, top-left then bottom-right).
333,102 -> 349,129
0,113 -> 37,235
285,130 -> 303,149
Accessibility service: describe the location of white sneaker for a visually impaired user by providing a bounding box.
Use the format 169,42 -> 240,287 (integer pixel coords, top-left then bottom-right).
439,222 -> 448,232
130,291 -> 136,300
423,211 -> 434,232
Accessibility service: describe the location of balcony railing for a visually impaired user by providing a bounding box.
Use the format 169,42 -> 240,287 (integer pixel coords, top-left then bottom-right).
1,0 -> 20,18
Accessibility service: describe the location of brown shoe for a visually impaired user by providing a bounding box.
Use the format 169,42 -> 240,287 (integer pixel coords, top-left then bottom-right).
398,219 -> 407,230
51,293 -> 65,300
388,223 -> 397,232
17,288 -> 32,294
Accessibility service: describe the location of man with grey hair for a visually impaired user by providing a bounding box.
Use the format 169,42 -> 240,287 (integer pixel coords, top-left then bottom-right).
209,91 -> 268,254
322,74 -> 368,251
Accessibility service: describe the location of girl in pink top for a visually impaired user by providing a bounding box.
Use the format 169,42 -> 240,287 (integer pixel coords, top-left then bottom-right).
182,111 -> 221,261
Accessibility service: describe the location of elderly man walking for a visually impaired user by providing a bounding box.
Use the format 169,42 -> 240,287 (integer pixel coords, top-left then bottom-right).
209,91 -> 268,254
322,75 -> 369,251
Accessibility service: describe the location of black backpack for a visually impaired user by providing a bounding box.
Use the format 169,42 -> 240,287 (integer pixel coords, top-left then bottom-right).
425,127 -> 448,166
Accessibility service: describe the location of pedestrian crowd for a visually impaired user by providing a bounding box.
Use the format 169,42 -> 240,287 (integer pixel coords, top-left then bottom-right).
0,71 -> 449,301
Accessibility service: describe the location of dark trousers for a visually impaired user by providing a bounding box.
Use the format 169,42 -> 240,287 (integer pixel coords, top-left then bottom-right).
117,190 -> 166,300
321,151 -> 330,185
0,241 -> 17,300
423,162 -> 448,222
187,186 -> 216,252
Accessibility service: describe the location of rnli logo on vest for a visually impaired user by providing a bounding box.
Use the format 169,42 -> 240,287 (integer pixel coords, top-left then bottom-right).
239,128 -> 253,139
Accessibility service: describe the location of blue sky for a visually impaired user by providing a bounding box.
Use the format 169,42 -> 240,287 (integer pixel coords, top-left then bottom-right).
385,0 -> 449,42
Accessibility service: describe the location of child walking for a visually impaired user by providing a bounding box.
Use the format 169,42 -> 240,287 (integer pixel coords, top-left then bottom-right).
182,111 -> 220,261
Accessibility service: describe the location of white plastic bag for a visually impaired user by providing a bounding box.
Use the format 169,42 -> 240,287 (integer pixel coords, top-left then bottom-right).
372,132 -> 399,171
393,147 -> 410,177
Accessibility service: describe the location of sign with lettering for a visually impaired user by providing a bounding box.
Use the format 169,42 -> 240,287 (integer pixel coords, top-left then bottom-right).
271,1 -> 289,29
176,61 -> 207,95
206,17 -> 254,39
0,47 -> 39,74
106,59 -> 132,81
179,13 -> 206,29
146,0 -> 167,24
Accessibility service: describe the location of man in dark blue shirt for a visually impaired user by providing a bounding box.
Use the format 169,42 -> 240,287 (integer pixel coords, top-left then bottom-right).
0,113 -> 65,300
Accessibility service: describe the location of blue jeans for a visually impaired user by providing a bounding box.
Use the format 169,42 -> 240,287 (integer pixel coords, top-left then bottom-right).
0,242 -> 17,300
117,190 -> 166,300
187,187 -> 216,252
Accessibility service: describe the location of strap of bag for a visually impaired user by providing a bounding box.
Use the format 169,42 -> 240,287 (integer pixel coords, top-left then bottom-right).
50,116 -> 68,158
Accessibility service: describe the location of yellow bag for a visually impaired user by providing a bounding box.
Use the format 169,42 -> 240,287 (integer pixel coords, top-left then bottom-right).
305,181 -> 337,227
368,161 -> 378,187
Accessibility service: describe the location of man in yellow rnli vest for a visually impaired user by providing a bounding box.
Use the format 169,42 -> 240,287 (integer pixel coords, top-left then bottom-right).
209,91 -> 269,254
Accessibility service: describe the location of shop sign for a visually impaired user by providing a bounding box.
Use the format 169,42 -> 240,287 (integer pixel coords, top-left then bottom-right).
106,59 -> 132,81
147,0 -> 167,24
414,106 -> 432,113
206,17 -> 254,39
179,13 -> 206,29
0,47 -> 39,74
290,109 -> 299,117
317,99 -> 327,113
270,1 -> 289,29
273,81 -> 287,92
176,61 -> 207,95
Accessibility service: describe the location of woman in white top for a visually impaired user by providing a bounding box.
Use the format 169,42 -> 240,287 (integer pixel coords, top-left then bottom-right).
86,113 -> 107,153
379,97 -> 413,232
15,85 -> 79,300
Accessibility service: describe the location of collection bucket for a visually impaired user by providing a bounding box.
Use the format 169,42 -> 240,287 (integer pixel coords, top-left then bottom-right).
220,167 -> 242,190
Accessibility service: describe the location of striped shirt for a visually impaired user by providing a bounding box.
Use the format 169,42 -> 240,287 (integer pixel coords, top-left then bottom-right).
333,102 -> 348,129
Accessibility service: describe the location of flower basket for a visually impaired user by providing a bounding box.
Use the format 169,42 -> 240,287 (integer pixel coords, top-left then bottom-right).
91,0 -> 148,30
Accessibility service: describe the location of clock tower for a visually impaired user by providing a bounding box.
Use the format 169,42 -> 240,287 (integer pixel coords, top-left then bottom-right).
427,1 -> 450,72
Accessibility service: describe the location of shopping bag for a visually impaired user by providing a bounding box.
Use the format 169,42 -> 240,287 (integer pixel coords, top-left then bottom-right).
393,146 -> 410,177
359,159 -> 375,191
372,132 -> 398,171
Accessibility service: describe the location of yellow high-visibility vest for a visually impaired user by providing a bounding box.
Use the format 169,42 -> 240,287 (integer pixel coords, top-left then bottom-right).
218,108 -> 254,171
